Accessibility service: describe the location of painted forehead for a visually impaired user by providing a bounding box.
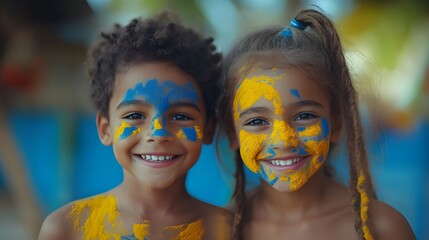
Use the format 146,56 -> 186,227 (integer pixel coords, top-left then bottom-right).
121,78 -> 201,107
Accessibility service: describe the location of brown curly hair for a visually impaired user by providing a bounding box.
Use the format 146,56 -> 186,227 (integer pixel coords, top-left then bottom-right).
87,11 -> 221,121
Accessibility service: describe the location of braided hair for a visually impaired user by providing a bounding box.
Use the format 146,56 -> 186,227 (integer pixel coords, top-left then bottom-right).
87,11 -> 222,121
218,9 -> 376,240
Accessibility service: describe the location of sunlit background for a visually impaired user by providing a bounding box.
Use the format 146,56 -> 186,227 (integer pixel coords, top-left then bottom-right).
0,0 -> 428,239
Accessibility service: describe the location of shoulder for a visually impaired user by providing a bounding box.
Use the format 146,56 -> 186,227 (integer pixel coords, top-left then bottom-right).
38,193 -> 115,240
38,202 -> 75,240
370,200 -> 416,240
195,201 -> 233,240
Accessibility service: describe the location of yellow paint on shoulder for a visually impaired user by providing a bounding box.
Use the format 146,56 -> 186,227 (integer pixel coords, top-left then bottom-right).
69,195 -> 122,240
166,219 -> 204,240
133,221 -> 150,240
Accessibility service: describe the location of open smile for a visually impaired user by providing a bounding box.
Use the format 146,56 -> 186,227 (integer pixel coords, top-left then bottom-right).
263,155 -> 310,171
133,153 -> 182,168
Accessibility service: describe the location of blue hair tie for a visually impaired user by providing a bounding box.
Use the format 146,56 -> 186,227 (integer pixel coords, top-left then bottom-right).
290,18 -> 306,30
278,28 -> 292,38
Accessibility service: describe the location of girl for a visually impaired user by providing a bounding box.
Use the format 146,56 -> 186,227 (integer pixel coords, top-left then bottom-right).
218,9 -> 416,240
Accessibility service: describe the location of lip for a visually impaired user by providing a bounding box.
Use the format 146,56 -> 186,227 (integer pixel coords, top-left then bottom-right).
133,153 -> 182,168
261,155 -> 310,172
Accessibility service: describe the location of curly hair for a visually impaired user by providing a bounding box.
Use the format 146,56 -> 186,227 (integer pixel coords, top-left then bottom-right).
87,11 -> 221,120
219,9 -> 376,240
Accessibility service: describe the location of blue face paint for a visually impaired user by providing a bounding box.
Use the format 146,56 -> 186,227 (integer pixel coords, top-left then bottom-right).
182,127 -> 199,142
297,117 -> 330,142
267,147 -> 276,158
259,165 -> 279,186
289,89 -> 301,99
121,79 -> 200,137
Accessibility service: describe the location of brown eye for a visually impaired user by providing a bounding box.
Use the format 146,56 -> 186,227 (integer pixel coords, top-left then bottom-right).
172,113 -> 193,121
294,112 -> 317,121
245,118 -> 269,126
124,112 -> 146,120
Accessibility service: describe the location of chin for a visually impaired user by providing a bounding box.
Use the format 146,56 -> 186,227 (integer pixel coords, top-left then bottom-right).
271,181 -> 306,192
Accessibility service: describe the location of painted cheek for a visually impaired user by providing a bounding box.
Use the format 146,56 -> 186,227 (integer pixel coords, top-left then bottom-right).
278,118 -> 330,191
238,130 -> 267,173
176,126 -> 203,142
114,121 -> 142,143
259,164 -> 278,185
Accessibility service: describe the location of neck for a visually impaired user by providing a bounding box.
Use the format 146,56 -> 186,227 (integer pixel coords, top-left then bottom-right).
116,171 -> 191,219
255,169 -> 330,220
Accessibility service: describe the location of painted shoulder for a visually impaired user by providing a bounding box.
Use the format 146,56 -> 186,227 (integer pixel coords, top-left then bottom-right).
370,199 -> 416,240
38,202 -> 75,240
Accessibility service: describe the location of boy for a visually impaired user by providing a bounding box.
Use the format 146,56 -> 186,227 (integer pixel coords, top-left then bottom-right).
39,11 -> 231,240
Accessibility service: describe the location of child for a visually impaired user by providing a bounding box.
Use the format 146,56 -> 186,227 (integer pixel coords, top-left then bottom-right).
39,11 -> 231,240
218,9 -> 416,240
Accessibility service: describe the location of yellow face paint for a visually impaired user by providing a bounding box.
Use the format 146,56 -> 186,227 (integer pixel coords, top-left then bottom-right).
233,75 -> 284,122
153,118 -> 162,130
239,129 -> 267,172
279,119 -> 330,191
114,121 -> 141,143
233,71 -> 331,191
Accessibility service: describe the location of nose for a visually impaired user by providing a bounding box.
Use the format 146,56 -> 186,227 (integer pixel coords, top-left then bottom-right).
269,119 -> 299,150
145,117 -> 173,143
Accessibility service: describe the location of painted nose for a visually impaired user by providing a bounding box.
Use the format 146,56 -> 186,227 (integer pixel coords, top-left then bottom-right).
145,117 -> 173,143
269,119 -> 299,149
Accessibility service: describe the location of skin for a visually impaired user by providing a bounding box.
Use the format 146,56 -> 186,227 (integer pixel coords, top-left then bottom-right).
230,58 -> 415,240
38,62 -> 231,240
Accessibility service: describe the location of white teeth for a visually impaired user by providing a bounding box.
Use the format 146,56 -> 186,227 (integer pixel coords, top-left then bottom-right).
141,155 -> 175,161
270,158 -> 301,166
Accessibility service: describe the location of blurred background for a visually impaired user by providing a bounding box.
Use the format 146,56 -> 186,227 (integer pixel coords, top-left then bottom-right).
0,0 -> 428,239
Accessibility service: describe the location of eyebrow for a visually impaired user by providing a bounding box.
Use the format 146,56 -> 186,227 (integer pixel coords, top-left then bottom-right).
239,107 -> 270,118
116,99 -> 151,110
169,102 -> 201,112
291,100 -> 324,108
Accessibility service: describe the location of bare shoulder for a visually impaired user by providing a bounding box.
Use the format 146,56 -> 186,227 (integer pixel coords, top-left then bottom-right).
38,202 -> 75,240
370,200 -> 416,240
196,201 -> 233,240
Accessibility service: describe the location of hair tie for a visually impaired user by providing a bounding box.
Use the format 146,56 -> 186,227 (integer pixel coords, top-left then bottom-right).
290,18 -> 306,30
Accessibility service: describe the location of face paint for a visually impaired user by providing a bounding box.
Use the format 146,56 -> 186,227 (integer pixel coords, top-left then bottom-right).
121,79 -> 201,140
289,89 -> 301,99
69,195 -> 121,239
233,70 -> 331,191
233,75 -> 284,122
114,121 -> 142,143
70,196 -> 204,239
279,117 -> 330,191
176,126 -> 202,142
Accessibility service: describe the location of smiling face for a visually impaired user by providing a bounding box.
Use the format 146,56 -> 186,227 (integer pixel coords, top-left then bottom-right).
232,64 -> 334,192
97,62 -> 207,188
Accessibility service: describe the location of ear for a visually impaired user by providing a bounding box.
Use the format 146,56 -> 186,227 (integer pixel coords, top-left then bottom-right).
96,112 -> 113,146
330,115 -> 342,143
